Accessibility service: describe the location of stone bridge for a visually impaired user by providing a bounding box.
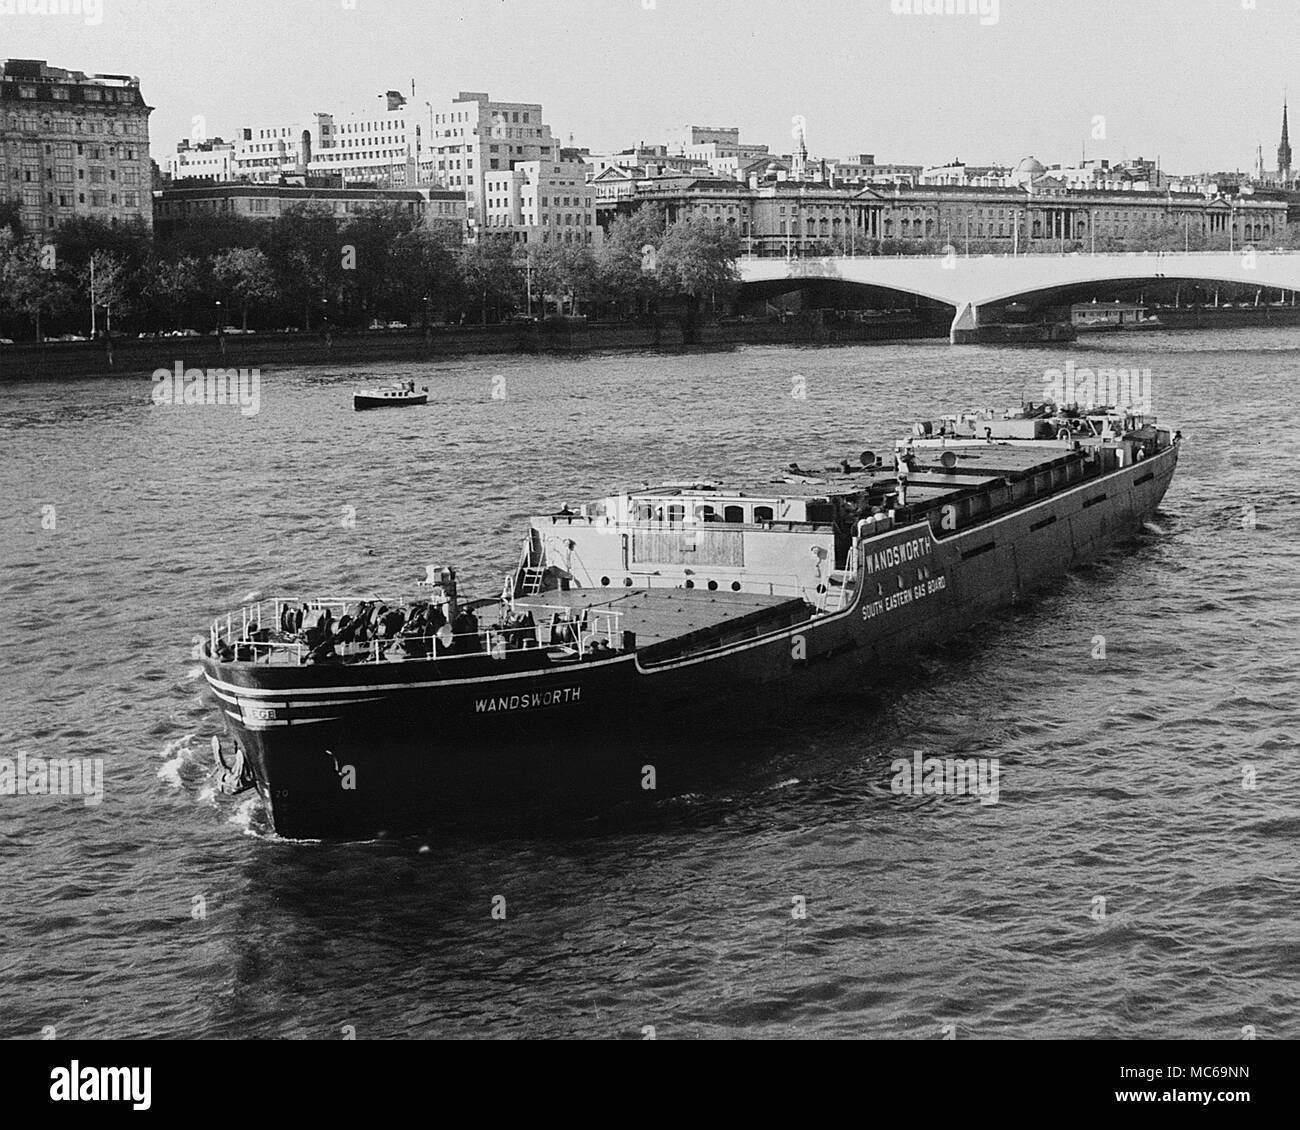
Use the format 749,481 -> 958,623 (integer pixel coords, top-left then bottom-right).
738,251 -> 1300,341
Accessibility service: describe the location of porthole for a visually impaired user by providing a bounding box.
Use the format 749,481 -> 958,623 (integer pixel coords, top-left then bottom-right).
731,582 -> 742,592
624,577 -> 633,587
707,580 -> 719,591
685,580 -> 695,589
600,576 -> 610,586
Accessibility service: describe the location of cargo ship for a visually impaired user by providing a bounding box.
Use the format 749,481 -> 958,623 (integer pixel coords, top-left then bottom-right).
198,402 -> 1180,839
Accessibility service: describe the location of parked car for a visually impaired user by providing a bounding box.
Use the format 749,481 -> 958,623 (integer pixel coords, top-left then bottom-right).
166,328 -> 200,337
0,337 -> 14,345
385,320 -> 408,329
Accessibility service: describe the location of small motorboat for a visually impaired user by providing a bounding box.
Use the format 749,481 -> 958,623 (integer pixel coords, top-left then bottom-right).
354,382 -> 429,411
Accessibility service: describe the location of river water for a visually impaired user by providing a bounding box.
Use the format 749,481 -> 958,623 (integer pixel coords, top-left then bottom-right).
1,332 -> 1297,1039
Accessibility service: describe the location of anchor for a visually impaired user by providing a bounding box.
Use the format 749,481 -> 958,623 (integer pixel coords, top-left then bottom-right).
212,735 -> 256,796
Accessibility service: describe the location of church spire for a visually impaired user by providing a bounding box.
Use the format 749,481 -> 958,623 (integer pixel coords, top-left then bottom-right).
1279,95 -> 1292,181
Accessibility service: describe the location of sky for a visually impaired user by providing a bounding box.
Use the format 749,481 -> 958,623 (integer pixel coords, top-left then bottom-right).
4,0 -> 1300,174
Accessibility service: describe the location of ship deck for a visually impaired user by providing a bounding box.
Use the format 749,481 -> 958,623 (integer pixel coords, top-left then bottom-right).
515,587 -> 811,651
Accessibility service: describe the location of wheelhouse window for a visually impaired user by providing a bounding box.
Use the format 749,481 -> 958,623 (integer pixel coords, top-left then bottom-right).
724,505 -> 745,524
753,506 -> 774,523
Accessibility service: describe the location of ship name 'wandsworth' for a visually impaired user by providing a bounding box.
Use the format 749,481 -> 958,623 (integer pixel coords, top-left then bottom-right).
475,687 -> 583,713
862,536 -> 932,575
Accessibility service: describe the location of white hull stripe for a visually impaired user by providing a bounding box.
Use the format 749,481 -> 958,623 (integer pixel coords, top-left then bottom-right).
205,653 -> 633,700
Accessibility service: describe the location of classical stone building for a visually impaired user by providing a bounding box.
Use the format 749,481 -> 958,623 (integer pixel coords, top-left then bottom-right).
0,58 -> 153,233
598,169 -> 1289,255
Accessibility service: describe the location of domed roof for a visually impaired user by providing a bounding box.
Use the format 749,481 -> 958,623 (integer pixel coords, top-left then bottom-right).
1012,156 -> 1046,185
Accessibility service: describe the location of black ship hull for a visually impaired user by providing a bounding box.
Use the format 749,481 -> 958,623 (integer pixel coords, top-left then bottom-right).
202,444 -> 1178,839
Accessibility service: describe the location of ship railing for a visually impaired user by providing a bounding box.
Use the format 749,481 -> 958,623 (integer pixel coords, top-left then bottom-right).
512,605 -> 625,659
208,598 -> 626,665
209,597 -> 380,648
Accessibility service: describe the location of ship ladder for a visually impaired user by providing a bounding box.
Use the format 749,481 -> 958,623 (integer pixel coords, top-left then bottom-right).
520,544 -> 548,596
821,570 -> 855,613
520,566 -> 547,596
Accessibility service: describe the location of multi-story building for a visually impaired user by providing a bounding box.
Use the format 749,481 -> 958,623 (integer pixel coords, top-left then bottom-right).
589,144 -> 706,179
303,92 -> 419,187
152,183 -> 466,237
481,158 -> 599,248
920,160 -> 1014,187
826,155 -> 923,187
664,126 -> 771,180
162,138 -> 237,182
879,182 -> 1286,250
0,58 -> 153,232
232,94 -> 419,188
233,113 -> 331,182
428,92 -> 558,236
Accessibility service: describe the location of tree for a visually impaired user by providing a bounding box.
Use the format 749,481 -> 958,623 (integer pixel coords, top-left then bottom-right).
654,214 -> 742,309
340,206 -> 416,325
54,215 -> 152,275
596,206 -> 667,314
263,203 -> 343,331
391,225 -> 462,328
1,237 -> 71,342
532,242 -> 598,315
142,254 -> 202,331
0,199 -> 25,243
81,250 -> 133,336
458,235 -> 521,324
210,247 -> 276,331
